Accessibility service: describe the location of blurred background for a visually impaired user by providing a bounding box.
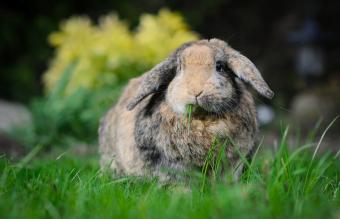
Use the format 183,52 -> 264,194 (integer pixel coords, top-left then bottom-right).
1,0 -> 340,157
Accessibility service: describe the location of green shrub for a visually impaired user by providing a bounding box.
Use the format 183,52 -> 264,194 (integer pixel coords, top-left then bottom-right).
12,62 -> 124,148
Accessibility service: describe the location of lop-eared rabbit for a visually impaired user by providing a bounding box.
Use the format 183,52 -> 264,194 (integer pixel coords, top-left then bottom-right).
99,39 -> 274,181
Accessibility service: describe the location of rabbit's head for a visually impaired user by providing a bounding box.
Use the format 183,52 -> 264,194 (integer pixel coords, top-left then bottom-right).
127,39 -> 274,115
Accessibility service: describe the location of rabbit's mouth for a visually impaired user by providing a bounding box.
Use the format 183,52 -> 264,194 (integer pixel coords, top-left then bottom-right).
194,95 -> 239,116
185,103 -> 218,118
189,104 -> 207,114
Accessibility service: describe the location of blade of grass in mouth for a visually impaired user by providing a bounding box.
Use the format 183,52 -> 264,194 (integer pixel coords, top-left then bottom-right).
186,104 -> 193,131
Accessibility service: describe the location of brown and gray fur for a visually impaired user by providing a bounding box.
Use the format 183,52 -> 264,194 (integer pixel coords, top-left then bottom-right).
99,39 -> 274,181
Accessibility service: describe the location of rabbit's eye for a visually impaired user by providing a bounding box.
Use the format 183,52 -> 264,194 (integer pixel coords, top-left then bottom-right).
216,61 -> 226,73
216,61 -> 234,77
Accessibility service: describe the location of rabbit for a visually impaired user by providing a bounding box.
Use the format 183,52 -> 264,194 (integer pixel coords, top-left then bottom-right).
99,38 -> 274,181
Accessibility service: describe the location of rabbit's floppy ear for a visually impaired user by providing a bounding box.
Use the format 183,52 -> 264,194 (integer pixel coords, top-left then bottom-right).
210,39 -> 274,99
225,47 -> 274,99
127,41 -> 194,110
126,56 -> 177,111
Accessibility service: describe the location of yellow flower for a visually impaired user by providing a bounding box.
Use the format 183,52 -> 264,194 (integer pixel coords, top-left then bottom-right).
43,9 -> 199,96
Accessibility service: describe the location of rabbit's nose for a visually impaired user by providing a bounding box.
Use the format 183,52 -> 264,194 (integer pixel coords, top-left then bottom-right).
194,91 -> 203,104
189,90 -> 203,97
194,91 -> 203,97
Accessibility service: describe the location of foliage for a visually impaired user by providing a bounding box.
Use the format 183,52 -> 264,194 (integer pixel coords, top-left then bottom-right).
10,62 -> 124,148
43,9 -> 198,95
1,129 -> 340,219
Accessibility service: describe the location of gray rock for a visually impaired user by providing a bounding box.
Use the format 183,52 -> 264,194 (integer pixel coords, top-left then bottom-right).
0,100 -> 32,132
291,90 -> 340,132
0,132 -> 26,159
257,104 -> 275,125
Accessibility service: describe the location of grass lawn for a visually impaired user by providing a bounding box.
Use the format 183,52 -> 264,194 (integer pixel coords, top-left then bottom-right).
1,127 -> 340,219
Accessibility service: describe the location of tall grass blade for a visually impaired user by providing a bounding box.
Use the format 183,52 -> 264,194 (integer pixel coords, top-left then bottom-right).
312,116 -> 339,160
16,144 -> 43,168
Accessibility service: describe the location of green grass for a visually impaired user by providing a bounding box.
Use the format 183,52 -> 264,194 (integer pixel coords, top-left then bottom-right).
1,128 -> 340,219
